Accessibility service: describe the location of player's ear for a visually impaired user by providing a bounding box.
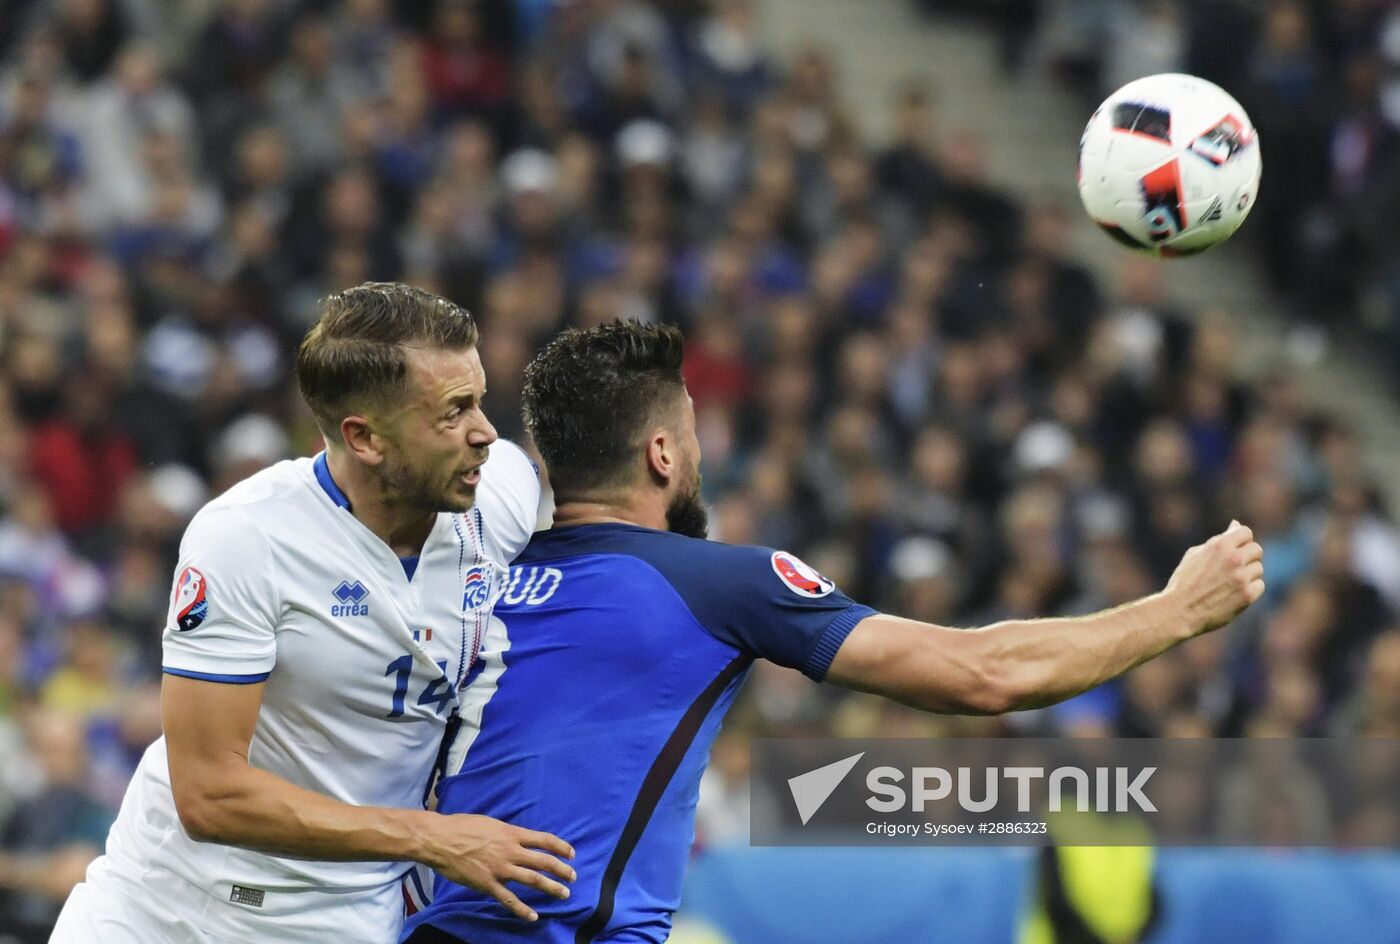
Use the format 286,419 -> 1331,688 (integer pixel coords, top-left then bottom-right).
340,414 -> 385,466
643,427 -> 674,487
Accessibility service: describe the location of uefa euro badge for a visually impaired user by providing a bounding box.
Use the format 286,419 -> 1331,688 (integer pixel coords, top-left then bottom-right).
174,567 -> 209,631
771,551 -> 836,598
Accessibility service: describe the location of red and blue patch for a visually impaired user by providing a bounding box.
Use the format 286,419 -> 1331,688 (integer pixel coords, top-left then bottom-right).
463,566 -> 490,610
771,551 -> 836,599
1189,114 -> 1253,166
173,566 -> 209,632
1139,159 -> 1186,242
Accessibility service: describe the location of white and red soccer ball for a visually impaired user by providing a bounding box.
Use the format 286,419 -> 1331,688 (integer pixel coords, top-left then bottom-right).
1078,73 -> 1262,257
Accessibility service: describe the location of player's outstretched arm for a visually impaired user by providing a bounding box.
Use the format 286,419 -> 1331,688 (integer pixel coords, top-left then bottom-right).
163,676 -> 576,922
825,522 -> 1264,715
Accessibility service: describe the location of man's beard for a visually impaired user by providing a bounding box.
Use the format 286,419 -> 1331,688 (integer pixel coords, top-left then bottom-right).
666,479 -> 708,539
379,450 -> 475,515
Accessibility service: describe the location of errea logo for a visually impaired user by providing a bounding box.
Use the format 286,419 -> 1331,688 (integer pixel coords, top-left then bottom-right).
331,580 -> 370,617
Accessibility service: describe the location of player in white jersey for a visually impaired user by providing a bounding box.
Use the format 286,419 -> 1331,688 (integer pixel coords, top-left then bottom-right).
51,283 -> 576,944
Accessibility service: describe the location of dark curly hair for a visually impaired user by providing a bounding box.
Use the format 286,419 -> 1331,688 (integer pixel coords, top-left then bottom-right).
522,321 -> 687,501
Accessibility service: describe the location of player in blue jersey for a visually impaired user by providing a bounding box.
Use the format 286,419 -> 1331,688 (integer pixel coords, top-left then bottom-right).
401,322 -> 1265,944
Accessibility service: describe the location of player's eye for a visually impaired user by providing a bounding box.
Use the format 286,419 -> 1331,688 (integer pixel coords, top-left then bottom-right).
445,407 -> 464,422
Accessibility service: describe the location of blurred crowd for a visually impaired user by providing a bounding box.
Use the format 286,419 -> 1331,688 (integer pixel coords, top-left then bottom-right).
969,0 -> 1400,362
0,0 -> 1395,937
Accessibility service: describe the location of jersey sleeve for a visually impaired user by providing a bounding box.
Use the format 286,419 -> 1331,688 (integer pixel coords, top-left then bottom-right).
688,544 -> 876,681
474,440 -> 541,563
161,505 -> 280,684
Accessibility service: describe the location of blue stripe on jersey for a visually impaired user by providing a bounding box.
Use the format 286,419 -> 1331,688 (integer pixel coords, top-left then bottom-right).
313,452 -> 352,510
162,667 -> 271,684
408,865 -> 432,905
402,524 -> 873,944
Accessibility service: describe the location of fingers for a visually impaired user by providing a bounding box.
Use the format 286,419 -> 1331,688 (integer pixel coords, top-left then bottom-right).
1222,519 -> 1254,547
1246,578 -> 1266,604
520,848 -> 577,884
1244,560 -> 1264,583
486,880 -> 538,922
508,864 -> 571,901
517,828 -> 575,861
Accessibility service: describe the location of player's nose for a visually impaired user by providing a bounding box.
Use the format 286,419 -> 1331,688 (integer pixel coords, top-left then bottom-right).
468,408 -> 498,448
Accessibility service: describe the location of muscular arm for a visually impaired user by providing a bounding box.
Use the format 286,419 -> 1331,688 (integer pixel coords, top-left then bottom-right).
163,676 -> 575,920
827,522 -> 1265,715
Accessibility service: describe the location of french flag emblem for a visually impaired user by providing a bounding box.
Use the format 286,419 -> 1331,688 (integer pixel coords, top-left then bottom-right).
413,628 -> 433,643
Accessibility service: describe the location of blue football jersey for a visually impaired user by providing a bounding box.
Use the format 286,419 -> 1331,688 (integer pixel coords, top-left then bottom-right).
401,523 -> 874,944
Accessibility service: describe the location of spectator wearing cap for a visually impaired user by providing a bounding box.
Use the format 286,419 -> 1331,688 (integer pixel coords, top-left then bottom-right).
679,95 -> 746,220
884,535 -> 958,625
692,0 -> 772,115
615,118 -> 674,198
493,146 -> 563,268
209,413 -> 289,495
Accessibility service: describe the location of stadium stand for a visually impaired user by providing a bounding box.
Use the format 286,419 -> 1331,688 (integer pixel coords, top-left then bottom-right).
0,1 -> 1396,941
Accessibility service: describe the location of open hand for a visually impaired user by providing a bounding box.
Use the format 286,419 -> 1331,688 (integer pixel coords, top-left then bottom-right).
422,813 -> 576,922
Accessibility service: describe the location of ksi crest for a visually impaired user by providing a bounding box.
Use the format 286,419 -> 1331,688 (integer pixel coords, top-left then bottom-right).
463,566 -> 491,610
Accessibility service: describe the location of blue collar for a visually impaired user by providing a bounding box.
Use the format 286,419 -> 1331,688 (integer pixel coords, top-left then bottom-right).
313,452 -> 352,510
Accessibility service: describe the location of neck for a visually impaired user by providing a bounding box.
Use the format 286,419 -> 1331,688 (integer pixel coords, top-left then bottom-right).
324,449 -> 436,556
550,492 -> 668,532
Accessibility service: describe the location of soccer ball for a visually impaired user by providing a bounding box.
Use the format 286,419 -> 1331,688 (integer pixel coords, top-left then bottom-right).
1077,73 -> 1261,257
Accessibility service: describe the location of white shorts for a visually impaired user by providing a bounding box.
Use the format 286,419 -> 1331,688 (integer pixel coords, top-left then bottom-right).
50,880 -> 242,944
52,853 -> 409,944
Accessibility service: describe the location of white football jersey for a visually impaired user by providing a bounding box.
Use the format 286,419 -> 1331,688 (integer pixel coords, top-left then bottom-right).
83,441 -> 540,943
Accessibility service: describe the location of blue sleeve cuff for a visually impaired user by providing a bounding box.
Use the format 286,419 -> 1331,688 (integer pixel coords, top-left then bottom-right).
802,604 -> 877,681
163,667 -> 271,685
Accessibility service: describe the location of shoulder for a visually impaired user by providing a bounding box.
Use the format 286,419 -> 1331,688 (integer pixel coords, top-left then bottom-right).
481,440 -> 539,489
199,458 -> 316,519
473,440 -> 541,563
181,459 -> 315,559
521,527 -> 836,607
613,532 -> 836,600
546,530 -> 871,678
